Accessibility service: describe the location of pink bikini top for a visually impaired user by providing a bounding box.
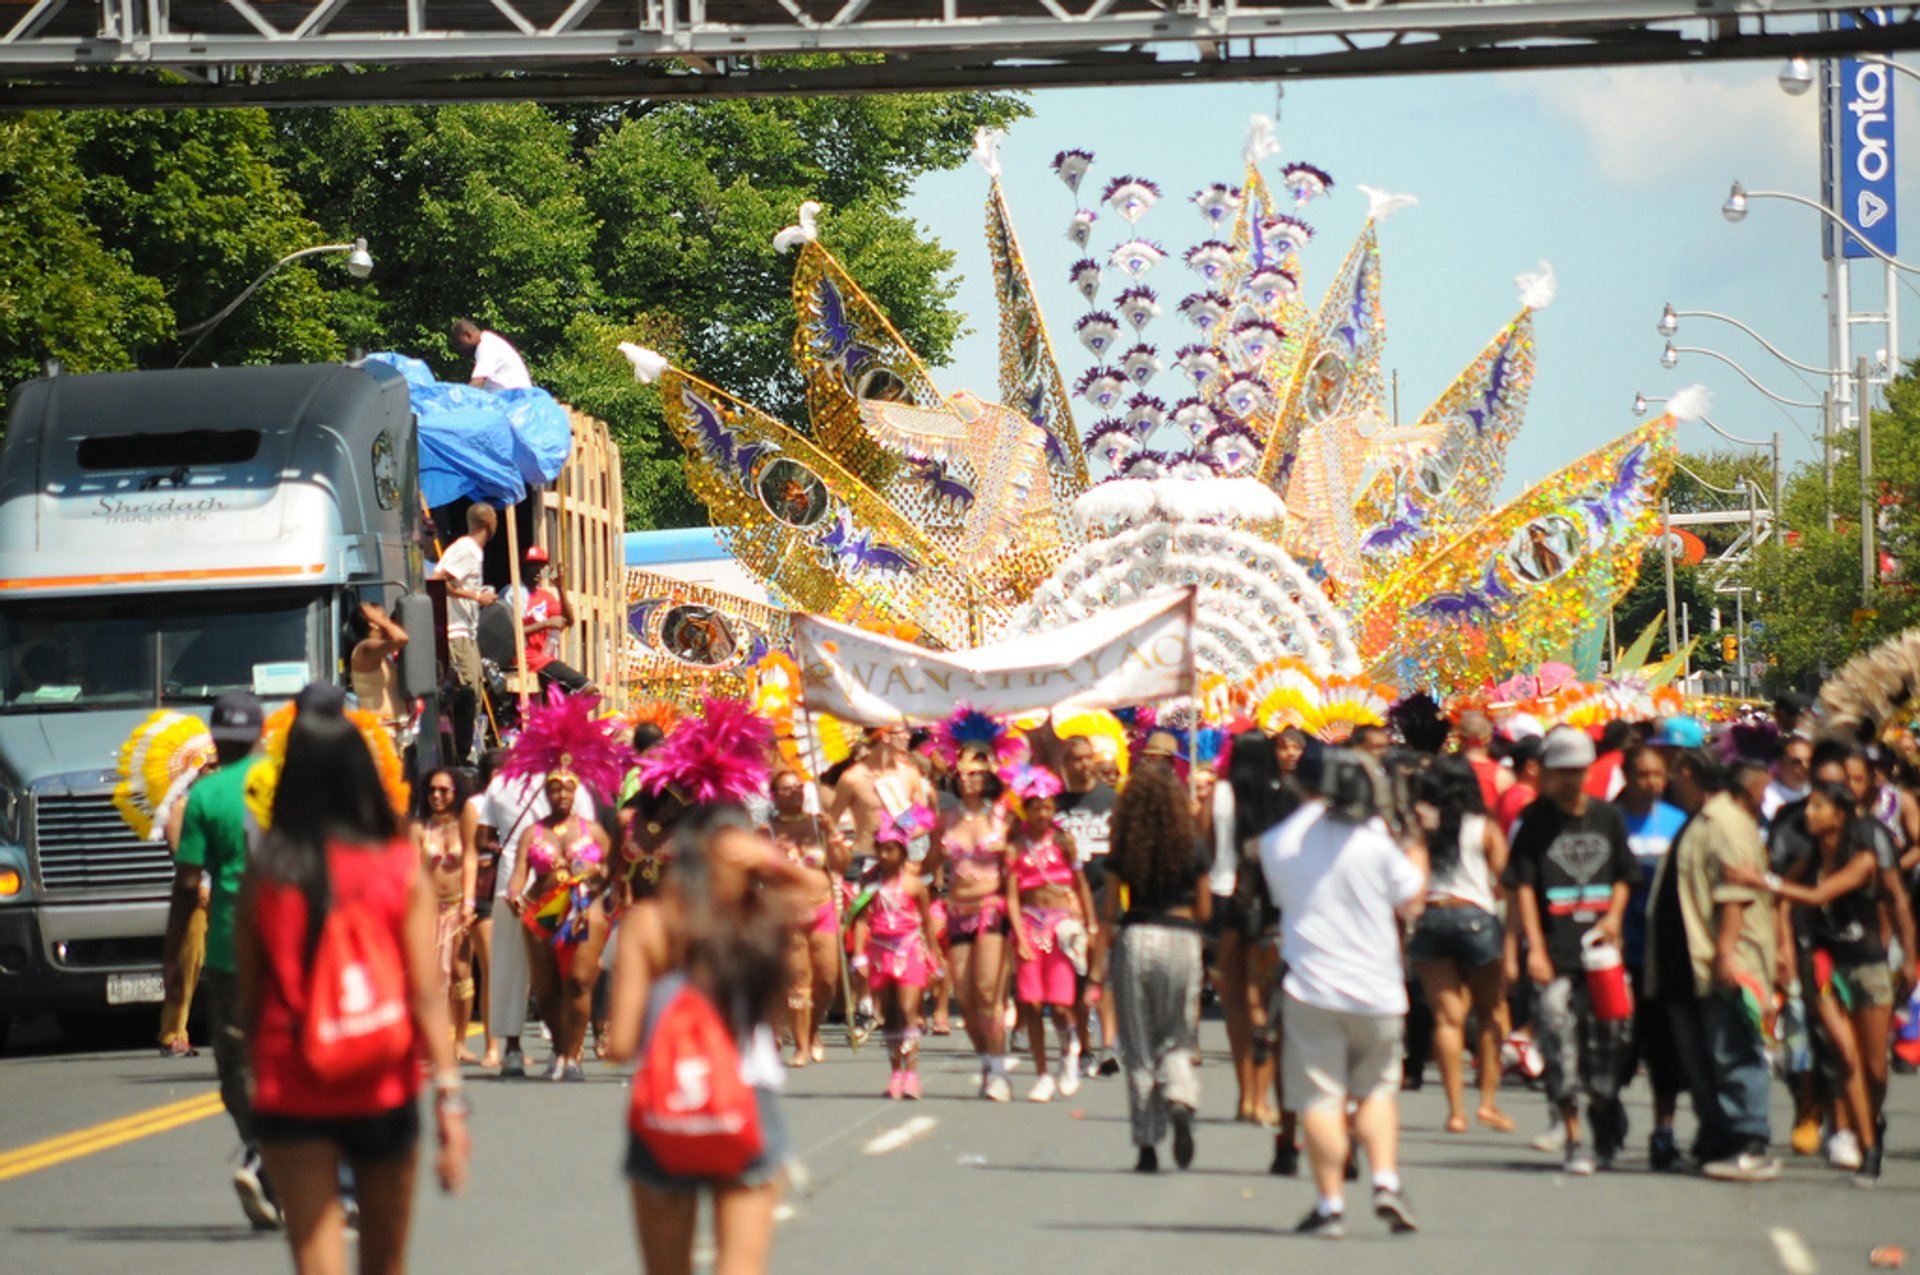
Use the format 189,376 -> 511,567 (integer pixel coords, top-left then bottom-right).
868,880 -> 920,941
525,817 -> 602,877
1011,829 -> 1074,893
944,810 -> 1009,889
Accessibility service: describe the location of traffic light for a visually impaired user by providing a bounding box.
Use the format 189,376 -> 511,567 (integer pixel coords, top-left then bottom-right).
1720,634 -> 1739,663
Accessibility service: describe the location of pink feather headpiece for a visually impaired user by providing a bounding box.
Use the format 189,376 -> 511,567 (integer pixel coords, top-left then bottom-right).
500,687 -> 631,803
1001,763 -> 1064,804
875,803 -> 936,848
634,697 -> 775,807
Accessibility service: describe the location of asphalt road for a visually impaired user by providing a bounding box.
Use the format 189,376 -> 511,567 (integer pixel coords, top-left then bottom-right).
1,1011 -> 1914,1274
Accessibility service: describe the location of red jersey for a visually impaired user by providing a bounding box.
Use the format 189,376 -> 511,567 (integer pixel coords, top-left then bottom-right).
1468,756 -> 1505,815
248,839 -> 421,1117
1494,781 -> 1539,837
521,586 -> 561,672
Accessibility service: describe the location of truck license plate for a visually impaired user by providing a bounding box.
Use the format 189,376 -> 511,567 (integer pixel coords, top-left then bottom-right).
106,973 -> 165,1005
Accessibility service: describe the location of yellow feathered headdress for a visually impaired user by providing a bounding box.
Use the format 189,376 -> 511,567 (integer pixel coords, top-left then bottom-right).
244,702 -> 411,830
112,711 -> 216,842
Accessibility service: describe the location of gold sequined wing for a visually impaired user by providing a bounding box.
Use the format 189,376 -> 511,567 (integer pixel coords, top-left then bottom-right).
658,365 -> 1001,648
985,174 -> 1088,531
1352,309 -> 1538,591
621,568 -> 789,707
1354,415 -> 1677,694
1259,223 -> 1387,584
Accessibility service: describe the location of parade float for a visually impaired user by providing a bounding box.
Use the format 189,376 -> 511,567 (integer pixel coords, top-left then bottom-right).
618,117 -> 1696,744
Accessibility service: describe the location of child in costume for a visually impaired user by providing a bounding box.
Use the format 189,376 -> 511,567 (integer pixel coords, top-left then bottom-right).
1005,763 -> 1097,1103
854,805 -> 943,1100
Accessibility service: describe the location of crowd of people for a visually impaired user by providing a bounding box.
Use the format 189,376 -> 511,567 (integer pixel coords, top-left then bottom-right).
152,665 -> 1920,1271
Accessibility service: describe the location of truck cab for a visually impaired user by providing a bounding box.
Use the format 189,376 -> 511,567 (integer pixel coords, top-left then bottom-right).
0,362 -> 420,1028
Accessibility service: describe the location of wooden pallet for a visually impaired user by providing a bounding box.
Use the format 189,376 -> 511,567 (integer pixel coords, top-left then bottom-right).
534,407 -> 627,710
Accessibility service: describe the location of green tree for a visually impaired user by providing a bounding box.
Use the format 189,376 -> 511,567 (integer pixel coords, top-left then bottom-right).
0,115 -> 170,388
68,109 -> 347,369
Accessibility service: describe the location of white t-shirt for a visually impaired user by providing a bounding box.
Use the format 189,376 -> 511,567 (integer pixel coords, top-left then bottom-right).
1207,782 -> 1238,897
1426,813 -> 1497,914
437,535 -> 486,640
1762,779 -> 1809,825
479,772 -> 597,898
1258,803 -> 1425,1017
471,330 -> 532,391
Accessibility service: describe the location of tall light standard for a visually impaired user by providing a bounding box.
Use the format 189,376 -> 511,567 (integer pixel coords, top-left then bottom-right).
175,238 -> 374,367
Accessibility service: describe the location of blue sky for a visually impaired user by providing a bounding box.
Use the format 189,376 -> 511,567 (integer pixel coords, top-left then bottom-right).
901,61 -> 1920,503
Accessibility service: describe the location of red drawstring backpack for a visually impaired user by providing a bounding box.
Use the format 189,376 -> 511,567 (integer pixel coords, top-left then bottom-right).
302,867 -> 413,1083
628,976 -> 763,1177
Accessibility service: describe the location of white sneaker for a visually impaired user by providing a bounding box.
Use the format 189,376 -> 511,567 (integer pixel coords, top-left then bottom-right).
984,1074 -> 1013,1103
1828,1130 -> 1863,1171
1058,1063 -> 1082,1098
1029,1073 -> 1058,1103
1531,1123 -> 1568,1154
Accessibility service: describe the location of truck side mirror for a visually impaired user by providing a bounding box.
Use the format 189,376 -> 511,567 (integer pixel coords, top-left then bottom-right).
395,592 -> 439,700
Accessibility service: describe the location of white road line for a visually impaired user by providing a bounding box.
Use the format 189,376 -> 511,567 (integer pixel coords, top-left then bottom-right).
1770,1226 -> 1818,1275
862,1115 -> 938,1155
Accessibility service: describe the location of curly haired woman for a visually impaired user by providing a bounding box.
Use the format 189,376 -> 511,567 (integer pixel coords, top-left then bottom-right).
1105,760 -> 1212,1171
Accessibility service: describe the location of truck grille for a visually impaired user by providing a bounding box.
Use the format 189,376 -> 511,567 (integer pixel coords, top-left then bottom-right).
32,791 -> 175,897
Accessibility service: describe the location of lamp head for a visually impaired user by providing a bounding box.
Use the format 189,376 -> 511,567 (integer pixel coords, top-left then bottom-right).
1722,181 -> 1748,224
1632,392 -> 1649,417
1778,57 -> 1815,97
345,238 -> 374,280
1660,343 -> 1679,370
1657,303 -> 1678,338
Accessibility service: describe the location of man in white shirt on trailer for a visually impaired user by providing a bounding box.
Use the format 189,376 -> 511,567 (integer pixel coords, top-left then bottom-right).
451,318 -> 533,391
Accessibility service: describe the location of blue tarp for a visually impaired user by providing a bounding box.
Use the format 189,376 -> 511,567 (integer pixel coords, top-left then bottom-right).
367,351 -> 573,508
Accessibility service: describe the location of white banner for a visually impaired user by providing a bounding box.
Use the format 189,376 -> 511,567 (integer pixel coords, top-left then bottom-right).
795,588 -> 1196,725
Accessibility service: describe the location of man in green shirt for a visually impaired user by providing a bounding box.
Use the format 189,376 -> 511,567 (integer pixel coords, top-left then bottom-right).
162,692 -> 273,1229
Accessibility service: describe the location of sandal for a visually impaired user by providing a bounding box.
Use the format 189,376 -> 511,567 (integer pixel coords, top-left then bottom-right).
931,1016 -> 952,1037
1444,1115 -> 1469,1134
159,1038 -> 199,1058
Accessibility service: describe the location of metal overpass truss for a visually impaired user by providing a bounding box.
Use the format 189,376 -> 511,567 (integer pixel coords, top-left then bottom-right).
4,0 -> 1920,108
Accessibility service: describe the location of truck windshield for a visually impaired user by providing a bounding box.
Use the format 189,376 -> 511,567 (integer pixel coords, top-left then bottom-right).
0,591 -> 323,710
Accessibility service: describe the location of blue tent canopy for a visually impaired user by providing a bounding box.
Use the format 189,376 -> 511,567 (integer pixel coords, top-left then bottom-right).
367,352 -> 573,508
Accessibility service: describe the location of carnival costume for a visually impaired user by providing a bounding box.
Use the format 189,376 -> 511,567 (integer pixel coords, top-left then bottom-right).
500,687 -> 629,973
1003,764 -> 1080,1008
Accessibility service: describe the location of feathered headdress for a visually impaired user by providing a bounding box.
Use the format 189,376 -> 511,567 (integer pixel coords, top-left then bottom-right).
1000,762 -> 1065,819
112,710 -> 216,842
1052,708 -> 1132,781
244,700 -> 410,831
500,686 -> 632,802
1819,629 -> 1920,745
634,697 -> 775,806
930,705 -> 1023,773
875,803 -> 937,848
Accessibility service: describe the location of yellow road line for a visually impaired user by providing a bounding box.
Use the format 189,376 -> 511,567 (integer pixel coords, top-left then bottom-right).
0,1091 -> 224,1183
0,1025 -> 491,1184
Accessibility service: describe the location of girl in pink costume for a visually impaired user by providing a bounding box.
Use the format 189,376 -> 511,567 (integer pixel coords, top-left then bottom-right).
1005,764 -> 1097,1103
854,806 -> 943,1099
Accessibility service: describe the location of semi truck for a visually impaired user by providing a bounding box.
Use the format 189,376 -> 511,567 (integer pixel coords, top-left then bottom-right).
0,362 -> 425,1038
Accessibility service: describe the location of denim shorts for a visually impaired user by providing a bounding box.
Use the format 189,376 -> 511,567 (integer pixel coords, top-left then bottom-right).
1406,904 -> 1503,970
624,1087 -> 788,1192
254,1103 -> 419,1163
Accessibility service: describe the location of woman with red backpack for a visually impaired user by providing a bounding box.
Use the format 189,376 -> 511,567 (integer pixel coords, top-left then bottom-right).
605,698 -> 812,1275
236,684 -> 470,1275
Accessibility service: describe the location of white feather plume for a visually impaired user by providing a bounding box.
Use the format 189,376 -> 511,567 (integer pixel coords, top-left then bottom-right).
1073,479 -> 1158,533
1666,384 -> 1711,424
773,200 -> 821,255
1243,114 -> 1281,168
1515,260 -> 1556,311
1072,476 -> 1287,533
971,127 -> 1005,180
1355,184 -> 1418,222
619,342 -> 669,384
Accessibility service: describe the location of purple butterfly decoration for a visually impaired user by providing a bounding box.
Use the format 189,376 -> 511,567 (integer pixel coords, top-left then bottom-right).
812,278 -> 872,374
1579,442 -> 1653,531
818,508 -> 920,577
1360,494 -> 1429,555
906,454 -> 976,515
1412,562 -> 1509,624
684,386 -> 772,484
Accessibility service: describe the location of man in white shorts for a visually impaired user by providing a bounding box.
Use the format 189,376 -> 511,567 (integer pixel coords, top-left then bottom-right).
1259,750 -> 1426,1240
481,768 -> 595,1077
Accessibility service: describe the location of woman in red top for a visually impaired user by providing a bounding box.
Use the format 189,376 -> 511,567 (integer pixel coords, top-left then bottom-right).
238,685 -> 470,1274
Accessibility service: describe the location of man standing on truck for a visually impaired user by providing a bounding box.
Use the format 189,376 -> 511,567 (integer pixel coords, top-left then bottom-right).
434,504 -> 497,758
451,318 -> 532,392
516,545 -> 592,694
161,692 -> 277,1230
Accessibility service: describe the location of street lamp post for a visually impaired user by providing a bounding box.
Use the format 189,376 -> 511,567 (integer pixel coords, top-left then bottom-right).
175,238 -> 374,367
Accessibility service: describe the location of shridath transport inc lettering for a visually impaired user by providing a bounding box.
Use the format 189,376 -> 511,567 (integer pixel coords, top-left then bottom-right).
92,494 -> 233,523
